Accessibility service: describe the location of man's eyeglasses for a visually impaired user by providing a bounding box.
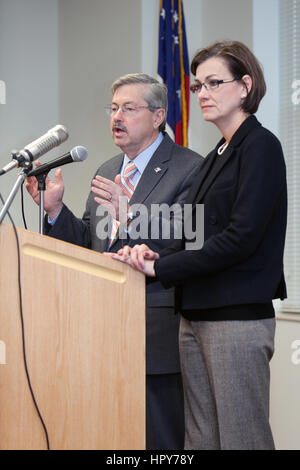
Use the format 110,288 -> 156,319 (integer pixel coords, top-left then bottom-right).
190,78 -> 240,94
105,104 -> 160,116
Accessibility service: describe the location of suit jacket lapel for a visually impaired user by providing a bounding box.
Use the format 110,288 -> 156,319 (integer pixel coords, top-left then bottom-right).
106,154 -> 124,181
192,115 -> 262,204
129,134 -> 173,206
101,155 -> 123,252
194,144 -> 235,202
184,147 -> 219,204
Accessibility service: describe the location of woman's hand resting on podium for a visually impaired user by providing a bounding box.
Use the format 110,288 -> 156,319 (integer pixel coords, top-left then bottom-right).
106,243 -> 160,278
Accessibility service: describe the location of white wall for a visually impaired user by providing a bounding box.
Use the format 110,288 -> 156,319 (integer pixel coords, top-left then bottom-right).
253,0 -> 280,136
0,0 -> 59,231
270,319 -> 300,450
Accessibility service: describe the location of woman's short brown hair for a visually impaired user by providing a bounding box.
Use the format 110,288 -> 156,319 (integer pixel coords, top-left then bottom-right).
191,40 -> 266,114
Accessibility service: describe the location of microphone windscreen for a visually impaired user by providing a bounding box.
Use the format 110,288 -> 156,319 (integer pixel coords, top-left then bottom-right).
71,146 -> 88,162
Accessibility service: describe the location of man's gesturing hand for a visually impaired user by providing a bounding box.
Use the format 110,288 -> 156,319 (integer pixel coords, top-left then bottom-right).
91,174 -> 129,224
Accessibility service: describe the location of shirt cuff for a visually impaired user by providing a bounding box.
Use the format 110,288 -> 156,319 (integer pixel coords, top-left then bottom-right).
47,208 -> 62,226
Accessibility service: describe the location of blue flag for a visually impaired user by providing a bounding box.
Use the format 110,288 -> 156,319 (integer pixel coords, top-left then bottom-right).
158,0 -> 190,146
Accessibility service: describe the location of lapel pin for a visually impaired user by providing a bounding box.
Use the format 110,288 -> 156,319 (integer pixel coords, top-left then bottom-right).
154,167 -> 162,173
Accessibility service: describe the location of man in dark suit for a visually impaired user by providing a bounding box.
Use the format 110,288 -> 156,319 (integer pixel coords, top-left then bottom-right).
26,73 -> 203,450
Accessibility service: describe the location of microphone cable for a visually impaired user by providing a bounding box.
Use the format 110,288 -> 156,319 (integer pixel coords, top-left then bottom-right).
0,193 -> 50,450
20,182 -> 28,230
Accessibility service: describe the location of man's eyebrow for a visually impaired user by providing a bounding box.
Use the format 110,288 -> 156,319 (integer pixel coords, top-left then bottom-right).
111,100 -> 136,105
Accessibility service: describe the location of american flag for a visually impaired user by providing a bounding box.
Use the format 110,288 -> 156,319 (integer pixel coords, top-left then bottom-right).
158,0 -> 190,146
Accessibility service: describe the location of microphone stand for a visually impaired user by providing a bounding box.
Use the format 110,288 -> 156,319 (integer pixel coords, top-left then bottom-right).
0,161 -> 33,226
0,161 -> 48,235
35,173 -> 48,235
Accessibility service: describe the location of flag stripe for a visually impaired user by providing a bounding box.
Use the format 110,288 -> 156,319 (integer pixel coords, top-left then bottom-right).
158,0 -> 190,147
178,0 -> 187,146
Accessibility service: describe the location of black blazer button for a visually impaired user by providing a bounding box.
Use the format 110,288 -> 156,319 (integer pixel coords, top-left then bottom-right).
209,215 -> 217,225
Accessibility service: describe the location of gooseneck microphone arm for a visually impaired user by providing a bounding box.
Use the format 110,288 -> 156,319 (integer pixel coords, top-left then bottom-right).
0,125 -> 69,176
0,125 -> 69,231
0,140 -> 88,235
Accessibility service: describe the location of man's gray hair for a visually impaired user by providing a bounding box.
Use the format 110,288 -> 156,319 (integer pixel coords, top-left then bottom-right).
111,73 -> 167,132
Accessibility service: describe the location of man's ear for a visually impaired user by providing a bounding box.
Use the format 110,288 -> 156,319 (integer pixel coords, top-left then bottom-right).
154,108 -> 165,129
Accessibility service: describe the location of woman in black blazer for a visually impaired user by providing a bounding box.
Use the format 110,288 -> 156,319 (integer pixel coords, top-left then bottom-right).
112,41 -> 287,450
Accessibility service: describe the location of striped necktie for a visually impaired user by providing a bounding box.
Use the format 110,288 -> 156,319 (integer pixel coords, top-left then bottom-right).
109,161 -> 138,247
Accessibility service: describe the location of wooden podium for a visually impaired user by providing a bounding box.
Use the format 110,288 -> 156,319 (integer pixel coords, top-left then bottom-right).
0,223 -> 145,450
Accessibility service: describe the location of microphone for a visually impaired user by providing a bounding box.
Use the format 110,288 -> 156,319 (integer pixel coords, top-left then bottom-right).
0,125 -> 69,176
27,146 -> 88,178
